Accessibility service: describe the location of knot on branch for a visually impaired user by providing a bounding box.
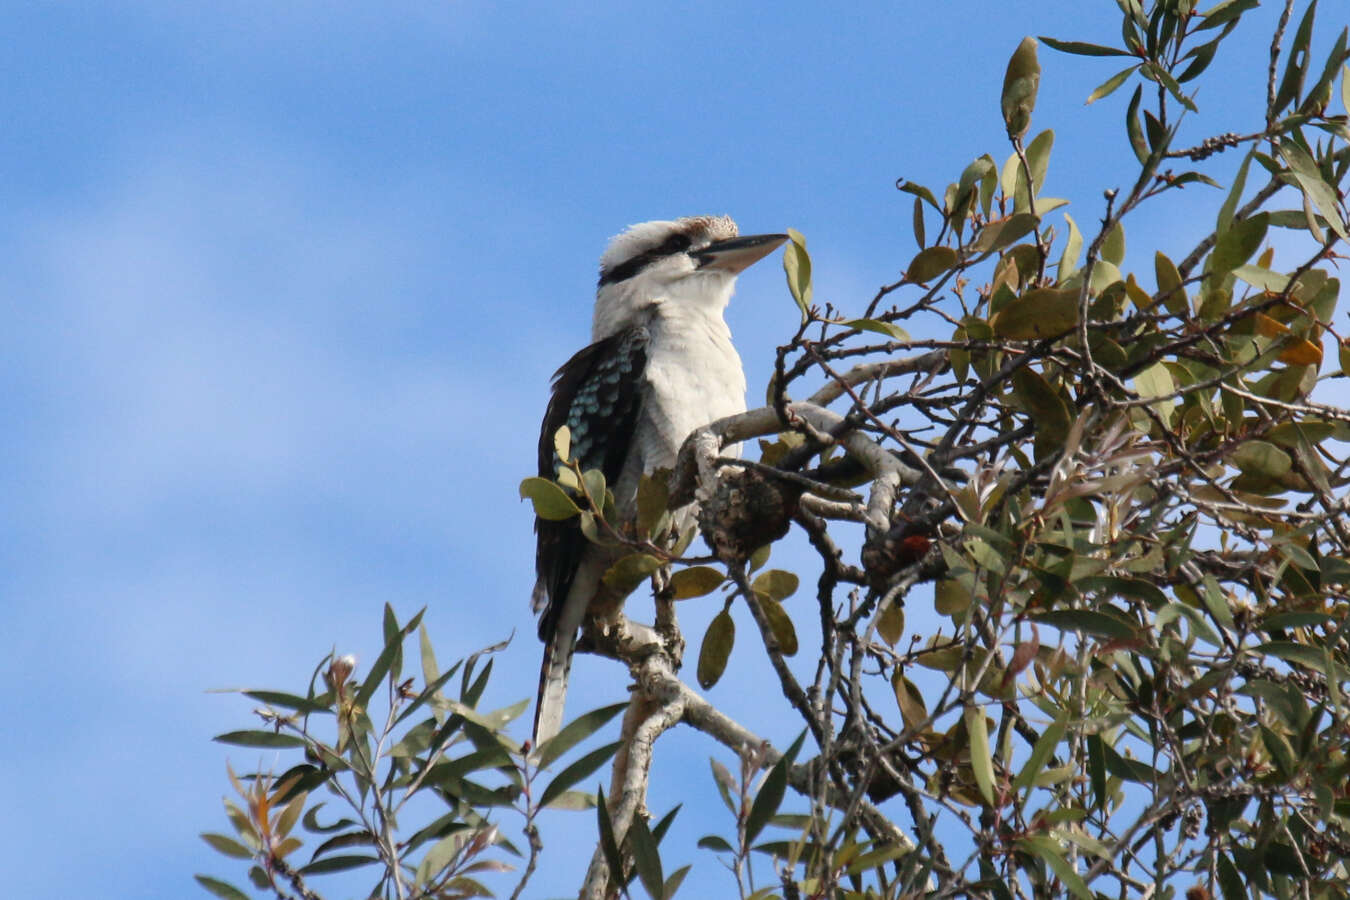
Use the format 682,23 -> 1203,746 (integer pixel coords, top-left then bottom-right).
1186,132 -> 1242,161
698,467 -> 804,565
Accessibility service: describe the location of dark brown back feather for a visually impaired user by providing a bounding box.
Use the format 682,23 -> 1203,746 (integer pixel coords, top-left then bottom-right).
534,327 -> 649,641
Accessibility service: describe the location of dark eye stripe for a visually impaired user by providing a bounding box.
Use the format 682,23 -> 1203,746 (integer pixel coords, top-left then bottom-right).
597,232 -> 693,287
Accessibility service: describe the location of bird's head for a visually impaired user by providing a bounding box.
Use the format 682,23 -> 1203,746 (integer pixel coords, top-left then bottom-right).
592,216 -> 787,340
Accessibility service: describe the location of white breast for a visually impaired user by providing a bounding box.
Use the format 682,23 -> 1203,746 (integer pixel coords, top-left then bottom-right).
638,304 -> 747,472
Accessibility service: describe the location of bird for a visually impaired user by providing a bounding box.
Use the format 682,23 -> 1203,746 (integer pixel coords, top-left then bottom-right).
530,216 -> 787,745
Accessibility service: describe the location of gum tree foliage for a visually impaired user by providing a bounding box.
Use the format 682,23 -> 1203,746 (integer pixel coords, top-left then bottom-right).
202,2 -> 1350,898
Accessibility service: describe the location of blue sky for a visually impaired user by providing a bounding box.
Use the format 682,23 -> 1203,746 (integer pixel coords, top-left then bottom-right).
2,2 -> 1339,898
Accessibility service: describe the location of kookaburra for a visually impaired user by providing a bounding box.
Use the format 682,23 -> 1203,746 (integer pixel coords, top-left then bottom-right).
531,216 -> 787,744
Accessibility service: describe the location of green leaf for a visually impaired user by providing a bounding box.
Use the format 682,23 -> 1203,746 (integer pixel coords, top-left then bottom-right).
1030,609 -> 1138,641
697,834 -> 735,853
1012,367 -> 1071,447
213,730 -> 306,749
744,755 -> 789,844
1039,36 -> 1133,57
751,569 -> 799,601
194,875 -> 251,900
540,740 -> 623,809
1260,724 -> 1297,777
357,606 -> 425,711
663,864 -> 692,899
241,690 -> 332,715
976,212 -> 1040,254
302,804 -> 358,835
628,816 -> 664,900
1208,212 -> 1270,282
1058,212 -> 1083,278
1197,0 -> 1259,31
1019,836 -> 1091,899
519,477 -> 582,520
1178,34 -> 1224,83
697,610 -> 735,689
877,601 -> 905,646
1087,64 -> 1137,103
1013,716 -> 1066,792
845,318 -> 911,341
532,701 -> 627,768
1125,85 -> 1149,164
581,468 -> 607,509
905,245 -> 958,284
759,597 -> 799,656
297,855 -> 382,875
846,844 -> 909,876
601,553 -> 663,599
990,287 -> 1079,339
1134,361 -> 1175,406
1002,37 -> 1041,139
1149,59 -> 1197,112
651,804 -> 681,844
782,228 -> 812,322
415,832 -> 466,884
1232,441 -> 1293,478
1232,263 -> 1293,293
669,566 -> 726,599
898,180 -> 941,210
596,786 -> 626,883
394,663 -> 459,726
200,832 -> 254,860
1154,251 -> 1187,315
1279,139 -> 1350,241
1102,742 -> 1156,783
891,671 -> 927,732
1101,221 -> 1125,266
1217,852 -> 1246,900
1273,0 -> 1317,115
965,705 -> 995,806
635,472 -> 670,538
274,791 -> 307,839
1086,733 -> 1107,809
1259,640 -> 1347,680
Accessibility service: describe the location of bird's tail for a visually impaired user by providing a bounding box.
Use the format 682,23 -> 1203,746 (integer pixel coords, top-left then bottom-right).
532,592 -> 588,746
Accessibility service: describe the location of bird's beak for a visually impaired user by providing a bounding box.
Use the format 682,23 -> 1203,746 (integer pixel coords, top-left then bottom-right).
693,233 -> 789,274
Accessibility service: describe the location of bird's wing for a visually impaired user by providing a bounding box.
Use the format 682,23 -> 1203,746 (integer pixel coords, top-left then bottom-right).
533,326 -> 650,640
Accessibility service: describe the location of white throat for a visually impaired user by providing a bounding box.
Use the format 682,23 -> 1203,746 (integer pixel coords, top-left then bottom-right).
591,267 -> 737,341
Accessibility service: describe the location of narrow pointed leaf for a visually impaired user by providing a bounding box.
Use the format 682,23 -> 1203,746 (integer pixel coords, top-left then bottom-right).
201,833 -> 254,860
965,705 -> 996,806
782,229 -> 812,322
539,740 -> 623,809
628,816 -> 664,900
194,876 -> 251,900
744,755 -> 789,844
1013,715 -> 1066,791
213,730 -> 306,749
1087,64 -> 1137,103
532,701 -> 627,768
1280,139 -> 1349,240
1039,36 -> 1133,57
596,787 -> 626,884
